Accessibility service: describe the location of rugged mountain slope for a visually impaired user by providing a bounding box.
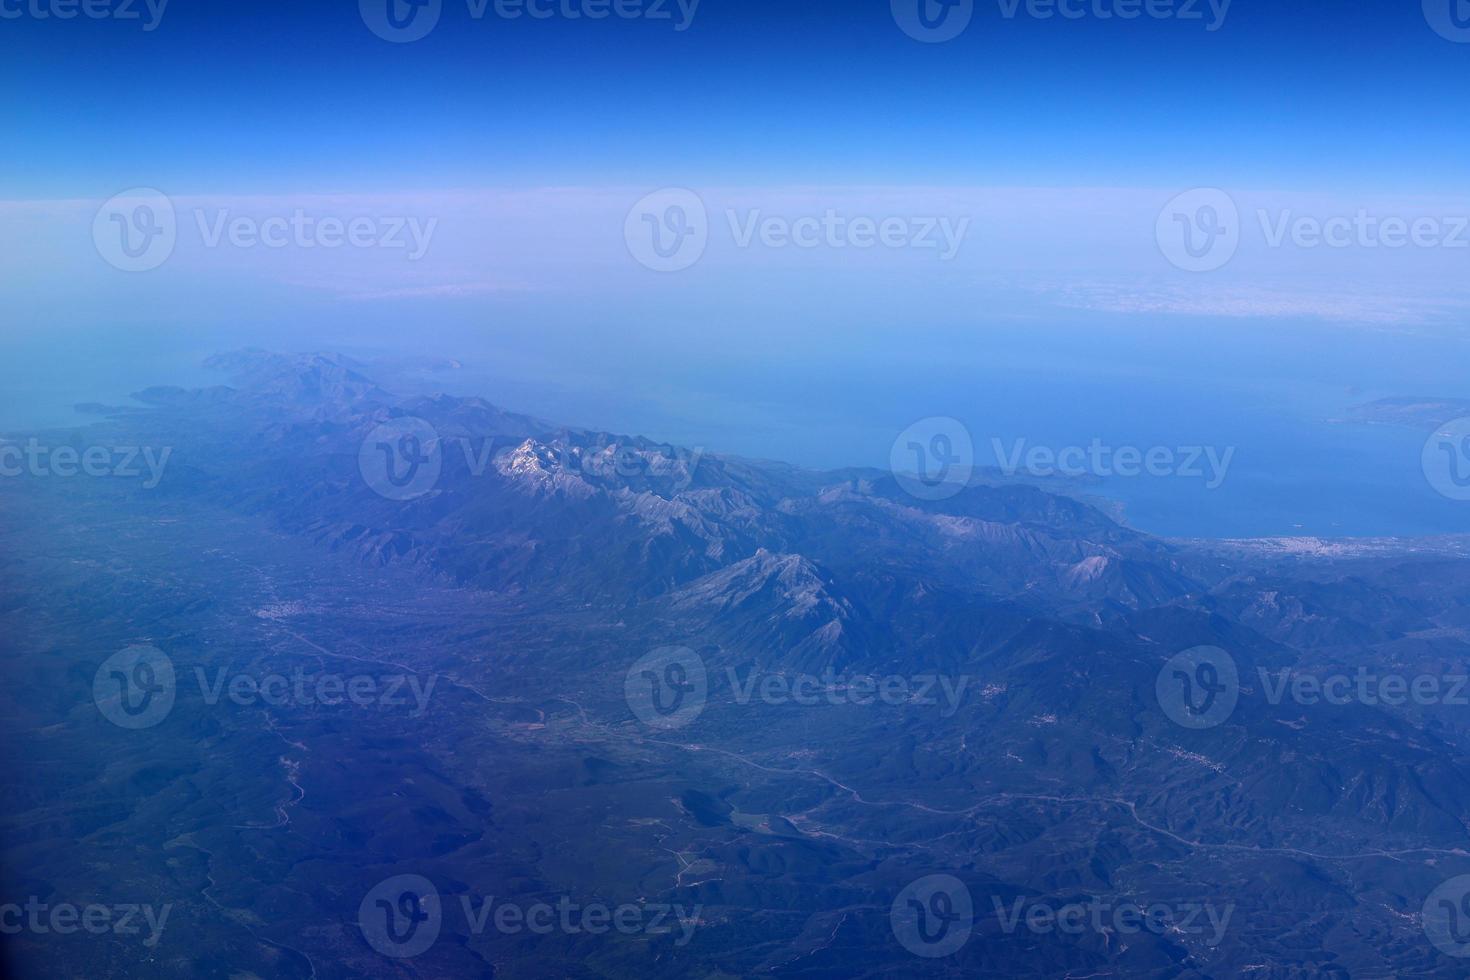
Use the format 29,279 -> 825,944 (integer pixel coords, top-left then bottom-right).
144,352 -> 1205,611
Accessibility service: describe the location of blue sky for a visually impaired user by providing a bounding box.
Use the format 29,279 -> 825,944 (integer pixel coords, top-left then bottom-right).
4,0 -> 1470,194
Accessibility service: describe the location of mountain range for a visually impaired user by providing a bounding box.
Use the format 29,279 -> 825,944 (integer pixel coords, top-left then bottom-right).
4,350 -> 1470,977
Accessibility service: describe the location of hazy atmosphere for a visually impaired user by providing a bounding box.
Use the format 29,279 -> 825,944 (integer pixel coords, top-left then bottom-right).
6,2 -> 1470,978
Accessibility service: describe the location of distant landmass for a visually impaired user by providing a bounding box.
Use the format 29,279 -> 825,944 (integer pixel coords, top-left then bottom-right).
1339,395 -> 1470,428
